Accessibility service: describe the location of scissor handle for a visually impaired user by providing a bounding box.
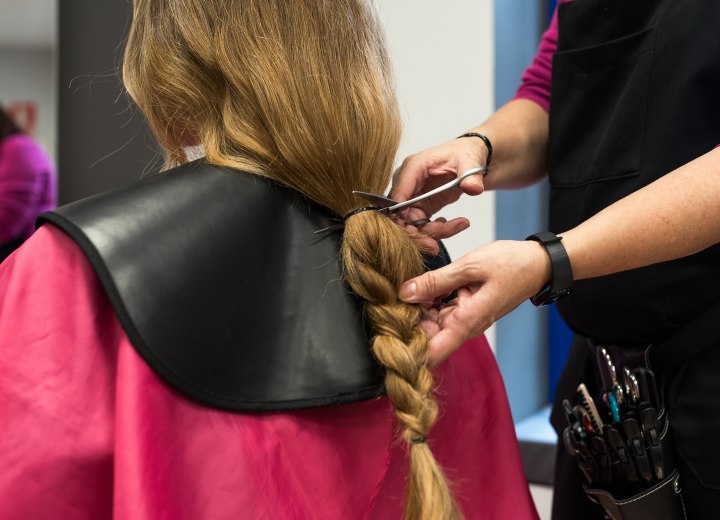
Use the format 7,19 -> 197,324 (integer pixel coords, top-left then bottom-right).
381,166 -> 488,214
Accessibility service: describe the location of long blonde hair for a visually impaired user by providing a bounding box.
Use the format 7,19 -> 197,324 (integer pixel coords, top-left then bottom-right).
123,1 -> 460,518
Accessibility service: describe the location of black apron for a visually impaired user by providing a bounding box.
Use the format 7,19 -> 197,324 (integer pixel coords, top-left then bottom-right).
550,0 -> 720,345
547,1 -> 720,518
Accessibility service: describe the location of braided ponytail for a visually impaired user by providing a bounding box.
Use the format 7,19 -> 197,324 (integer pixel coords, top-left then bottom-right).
342,212 -> 462,520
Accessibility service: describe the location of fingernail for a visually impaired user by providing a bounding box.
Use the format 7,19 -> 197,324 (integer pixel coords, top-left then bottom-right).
399,281 -> 417,301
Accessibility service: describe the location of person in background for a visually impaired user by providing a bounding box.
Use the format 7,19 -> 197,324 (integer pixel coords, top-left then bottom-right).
391,0 -> 720,518
0,105 -> 56,263
0,1 -> 538,519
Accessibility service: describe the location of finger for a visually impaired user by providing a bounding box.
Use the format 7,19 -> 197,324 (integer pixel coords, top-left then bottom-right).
391,155 -> 432,202
389,218 -> 440,254
399,261 -> 474,304
458,174 -> 485,196
418,316 -> 440,339
421,217 -> 470,240
411,234 -> 440,255
437,302 -> 456,320
418,304 -> 441,340
391,163 -> 460,203
427,294 -> 482,366
422,305 -> 441,319
427,326 -> 471,367
403,206 -> 430,222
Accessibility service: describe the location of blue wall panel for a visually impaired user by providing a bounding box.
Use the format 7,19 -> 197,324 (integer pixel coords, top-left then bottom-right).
495,0 -> 573,421
494,0 -> 547,422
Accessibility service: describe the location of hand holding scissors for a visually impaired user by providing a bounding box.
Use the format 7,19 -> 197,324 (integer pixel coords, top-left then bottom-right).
353,166 -> 487,216
352,166 -> 487,250
315,166 -> 485,248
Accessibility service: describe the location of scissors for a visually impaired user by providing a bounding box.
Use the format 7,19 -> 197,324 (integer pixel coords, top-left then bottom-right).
314,166 -> 487,234
354,166 -> 488,215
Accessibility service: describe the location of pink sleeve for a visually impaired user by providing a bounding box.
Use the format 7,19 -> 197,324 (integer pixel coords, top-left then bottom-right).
0,225 -> 119,519
512,8 -> 559,113
0,136 -> 56,242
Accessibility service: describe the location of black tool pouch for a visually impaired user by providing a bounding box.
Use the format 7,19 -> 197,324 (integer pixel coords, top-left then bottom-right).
584,468 -> 685,520
582,381 -> 687,520
562,342 -> 686,520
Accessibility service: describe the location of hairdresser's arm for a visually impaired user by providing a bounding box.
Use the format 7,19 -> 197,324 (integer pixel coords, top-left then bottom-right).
392,99 -> 549,225
401,147 -> 720,365
395,8 -> 557,237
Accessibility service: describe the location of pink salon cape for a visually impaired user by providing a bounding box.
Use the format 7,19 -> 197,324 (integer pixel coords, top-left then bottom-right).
0,225 -> 539,519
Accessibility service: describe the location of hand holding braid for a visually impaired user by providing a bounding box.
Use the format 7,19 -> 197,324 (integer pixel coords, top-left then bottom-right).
342,212 -> 462,520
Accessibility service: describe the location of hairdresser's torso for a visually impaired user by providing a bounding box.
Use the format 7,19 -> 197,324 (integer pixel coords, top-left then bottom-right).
549,0 -> 720,345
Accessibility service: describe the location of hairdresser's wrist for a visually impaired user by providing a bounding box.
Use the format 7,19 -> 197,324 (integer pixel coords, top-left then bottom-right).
456,126 -> 494,169
457,131 -> 493,169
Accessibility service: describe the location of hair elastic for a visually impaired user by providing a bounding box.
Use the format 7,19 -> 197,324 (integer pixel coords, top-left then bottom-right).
411,436 -> 427,445
313,206 -> 380,235
343,206 -> 379,222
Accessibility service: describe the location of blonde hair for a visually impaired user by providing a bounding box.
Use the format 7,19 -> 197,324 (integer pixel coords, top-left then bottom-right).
123,1 -> 460,518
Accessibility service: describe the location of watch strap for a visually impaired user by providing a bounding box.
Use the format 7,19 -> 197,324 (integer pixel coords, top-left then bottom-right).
526,231 -> 574,306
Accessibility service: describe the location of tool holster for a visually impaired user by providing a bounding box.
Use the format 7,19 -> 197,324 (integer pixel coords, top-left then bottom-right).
583,402 -> 686,520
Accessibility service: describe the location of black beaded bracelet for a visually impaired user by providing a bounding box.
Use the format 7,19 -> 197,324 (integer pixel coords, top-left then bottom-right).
457,132 -> 493,168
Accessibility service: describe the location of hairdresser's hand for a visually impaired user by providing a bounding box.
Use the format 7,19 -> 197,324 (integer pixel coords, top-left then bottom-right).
391,214 -> 469,256
391,136 -> 489,216
400,240 -> 551,366
389,137 -> 489,251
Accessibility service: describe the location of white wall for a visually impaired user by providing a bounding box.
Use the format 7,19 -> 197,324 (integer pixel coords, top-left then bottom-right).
377,1 -> 496,343
0,47 -> 56,162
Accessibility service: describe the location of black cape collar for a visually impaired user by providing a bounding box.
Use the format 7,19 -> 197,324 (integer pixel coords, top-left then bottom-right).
40,160 -> 385,411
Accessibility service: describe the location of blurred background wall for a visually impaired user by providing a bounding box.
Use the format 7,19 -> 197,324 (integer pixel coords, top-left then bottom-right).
0,0 -> 56,161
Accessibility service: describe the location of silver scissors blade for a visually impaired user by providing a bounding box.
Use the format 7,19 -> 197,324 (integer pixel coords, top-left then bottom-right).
351,191 -> 396,208
350,192 -> 432,226
355,166 -> 487,215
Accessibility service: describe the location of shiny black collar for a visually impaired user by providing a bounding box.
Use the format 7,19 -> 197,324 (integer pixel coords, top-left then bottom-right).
40,160 -> 385,411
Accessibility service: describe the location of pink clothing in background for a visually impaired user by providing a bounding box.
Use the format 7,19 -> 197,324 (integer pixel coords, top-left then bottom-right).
0,134 -> 56,244
0,225 -> 539,520
514,3 -> 578,113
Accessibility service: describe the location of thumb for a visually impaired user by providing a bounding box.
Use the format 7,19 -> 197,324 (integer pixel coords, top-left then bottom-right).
459,172 -> 485,196
399,265 -> 462,304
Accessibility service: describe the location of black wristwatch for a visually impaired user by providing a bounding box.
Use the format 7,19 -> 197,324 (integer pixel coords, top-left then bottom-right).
525,231 -> 574,306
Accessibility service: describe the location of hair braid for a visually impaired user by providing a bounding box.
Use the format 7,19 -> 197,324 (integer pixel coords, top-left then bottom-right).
342,213 -> 462,520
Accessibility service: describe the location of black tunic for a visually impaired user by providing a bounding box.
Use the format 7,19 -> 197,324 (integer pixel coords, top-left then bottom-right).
546,1 -> 720,518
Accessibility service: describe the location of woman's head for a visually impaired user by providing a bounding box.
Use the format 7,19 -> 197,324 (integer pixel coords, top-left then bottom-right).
123,0 -> 400,215
0,106 -> 21,141
124,2 -> 460,518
